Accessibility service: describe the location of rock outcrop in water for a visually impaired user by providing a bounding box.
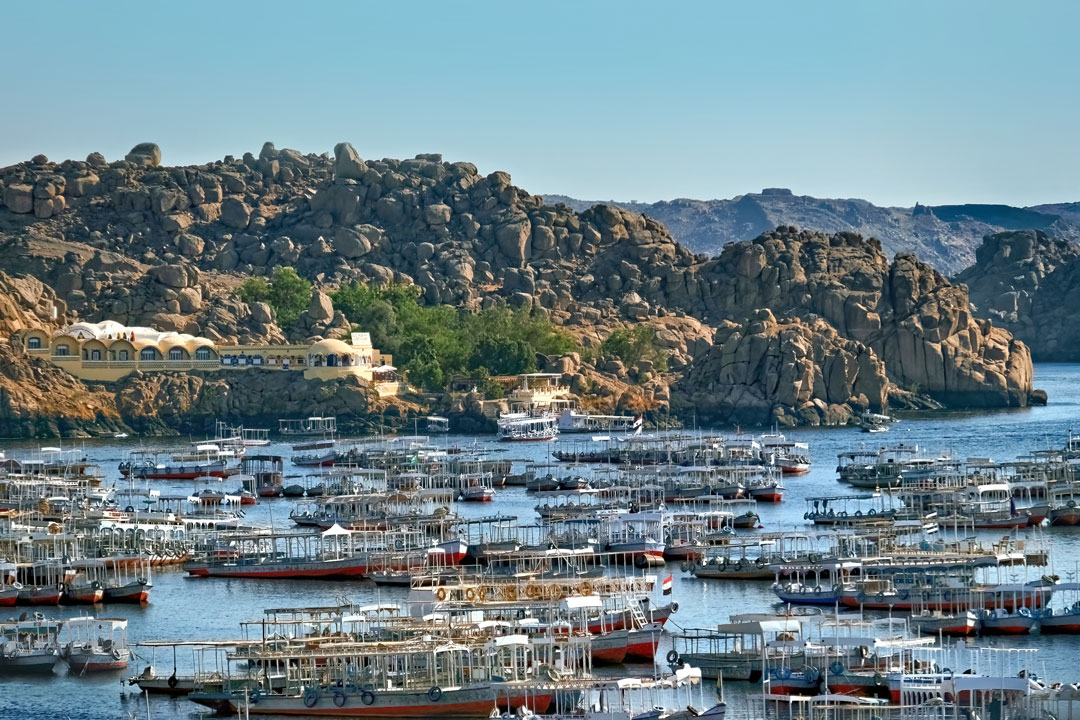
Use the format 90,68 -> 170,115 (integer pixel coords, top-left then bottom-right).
670,229 -> 1035,425
0,142 -> 1043,435
955,230 -> 1080,362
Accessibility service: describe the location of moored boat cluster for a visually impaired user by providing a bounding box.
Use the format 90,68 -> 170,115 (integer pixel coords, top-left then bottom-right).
8,421 -> 1080,719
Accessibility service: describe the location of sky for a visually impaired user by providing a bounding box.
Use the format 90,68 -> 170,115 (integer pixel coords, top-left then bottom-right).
2,1 -> 1077,207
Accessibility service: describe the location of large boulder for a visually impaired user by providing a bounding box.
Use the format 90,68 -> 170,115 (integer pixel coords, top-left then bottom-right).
125,143 -> 162,167
334,142 -> 368,181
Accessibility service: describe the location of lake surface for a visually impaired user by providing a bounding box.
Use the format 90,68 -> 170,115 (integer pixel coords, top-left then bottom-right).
4,363 -> 1080,719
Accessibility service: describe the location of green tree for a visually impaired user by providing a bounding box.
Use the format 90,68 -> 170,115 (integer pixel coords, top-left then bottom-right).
470,335 -> 537,376
600,325 -> 669,371
237,266 -> 312,329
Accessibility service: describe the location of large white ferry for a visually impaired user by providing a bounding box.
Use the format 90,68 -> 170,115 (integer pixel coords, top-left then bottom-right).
496,412 -> 559,442
556,408 -> 640,433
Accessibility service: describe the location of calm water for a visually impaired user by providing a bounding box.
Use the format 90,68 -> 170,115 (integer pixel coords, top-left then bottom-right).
4,364 -> 1080,719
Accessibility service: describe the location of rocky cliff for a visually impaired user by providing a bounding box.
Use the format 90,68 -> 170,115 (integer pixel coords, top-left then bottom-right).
955,230 -> 1080,361
0,143 -> 1042,435
543,191 -> 1080,276
671,229 -> 1035,425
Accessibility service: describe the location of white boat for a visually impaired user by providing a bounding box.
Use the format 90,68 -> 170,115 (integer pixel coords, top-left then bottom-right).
0,615 -> 62,673
497,413 -> 559,442
426,416 -> 450,433
59,617 -> 131,672
557,409 -> 639,434
860,411 -> 893,433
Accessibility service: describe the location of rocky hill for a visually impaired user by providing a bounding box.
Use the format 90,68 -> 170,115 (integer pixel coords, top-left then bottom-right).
0,143 -> 1042,436
543,190 -> 1080,275
955,230 -> 1080,361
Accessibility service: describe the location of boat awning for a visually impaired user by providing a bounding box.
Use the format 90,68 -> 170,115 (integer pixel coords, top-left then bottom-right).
715,619 -> 801,635
562,596 -> 603,610
321,524 -> 352,536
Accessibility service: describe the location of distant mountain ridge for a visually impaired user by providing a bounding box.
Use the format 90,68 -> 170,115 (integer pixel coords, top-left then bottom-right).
542,190 -> 1080,274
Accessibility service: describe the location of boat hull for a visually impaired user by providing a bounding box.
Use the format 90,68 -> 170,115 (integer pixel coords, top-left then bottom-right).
0,652 -> 59,672
17,586 -> 62,606
66,651 -> 130,672
103,582 -> 151,603
192,685 -> 552,717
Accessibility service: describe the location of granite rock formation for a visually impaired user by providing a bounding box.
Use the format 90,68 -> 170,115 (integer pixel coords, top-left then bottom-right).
0,142 -> 1043,434
955,230 -> 1080,361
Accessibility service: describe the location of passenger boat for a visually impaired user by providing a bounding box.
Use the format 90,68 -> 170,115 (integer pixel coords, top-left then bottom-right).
184,528 -> 467,579
1036,603 -> 1080,633
0,615 -> 62,672
237,454 -> 283,498
119,457 -> 236,480
278,416 -> 337,435
59,617 -> 131,672
426,415 -> 450,433
977,607 -> 1037,634
189,636 -> 557,717
1048,488 -> 1080,526
909,610 -> 980,636
497,412 -> 559,442
759,434 -> 811,475
556,408 -> 639,434
860,411 -> 893,432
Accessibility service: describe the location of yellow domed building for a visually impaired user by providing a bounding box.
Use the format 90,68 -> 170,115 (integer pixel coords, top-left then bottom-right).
16,322 -> 397,391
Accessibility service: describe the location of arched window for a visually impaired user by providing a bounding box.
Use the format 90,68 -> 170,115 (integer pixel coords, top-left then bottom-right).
54,344 -> 70,357
140,348 -> 159,361
195,347 -> 212,360
168,348 -> 187,361
27,337 -> 41,349
118,349 -> 129,361
90,349 -> 101,361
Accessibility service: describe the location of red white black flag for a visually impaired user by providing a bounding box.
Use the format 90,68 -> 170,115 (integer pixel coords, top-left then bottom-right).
662,574 -> 673,595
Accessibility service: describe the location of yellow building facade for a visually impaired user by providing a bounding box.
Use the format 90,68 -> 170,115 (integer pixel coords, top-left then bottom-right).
16,321 -> 395,386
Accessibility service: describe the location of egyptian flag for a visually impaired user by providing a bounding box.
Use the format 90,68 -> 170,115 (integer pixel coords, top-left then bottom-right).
662,574 -> 673,595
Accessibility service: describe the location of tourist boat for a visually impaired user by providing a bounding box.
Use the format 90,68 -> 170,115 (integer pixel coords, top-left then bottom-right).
860,411 -> 893,432
733,511 -> 760,529
426,415 -> 450,433
0,615 -> 62,673
669,618 -> 805,681
279,416 -> 337,435
120,457 -> 236,480
62,579 -> 104,605
765,665 -> 821,695
1036,603 -> 1080,633
291,448 -> 338,467
497,412 -> 558,442
748,480 -> 784,503
909,610 -> 980,637
237,454 -> 283,498
59,617 -> 131,672
556,408 -> 639,434
188,636 -> 557,717
1048,488 -> 1080,526
185,528 -> 467,579
759,433 -> 811,475
977,607 -> 1037,634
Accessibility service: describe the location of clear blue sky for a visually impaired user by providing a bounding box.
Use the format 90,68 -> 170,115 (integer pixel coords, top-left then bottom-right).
3,1 -> 1077,207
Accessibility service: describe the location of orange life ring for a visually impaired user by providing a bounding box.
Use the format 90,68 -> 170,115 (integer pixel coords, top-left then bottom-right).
435,587 -> 447,601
